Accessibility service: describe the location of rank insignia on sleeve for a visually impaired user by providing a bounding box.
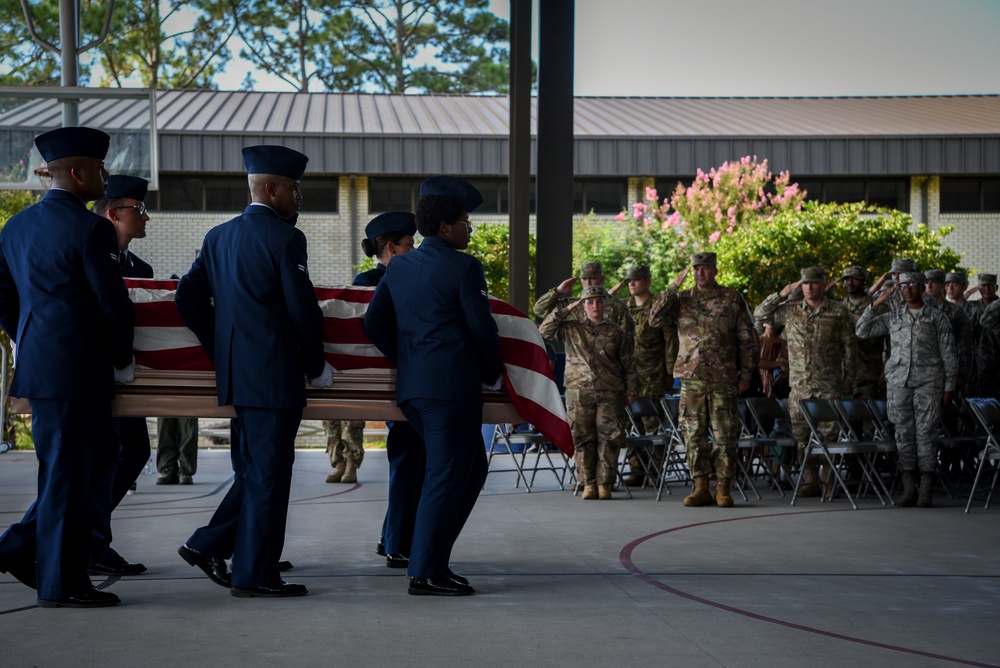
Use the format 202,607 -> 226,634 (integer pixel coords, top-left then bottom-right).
298,264 -> 308,273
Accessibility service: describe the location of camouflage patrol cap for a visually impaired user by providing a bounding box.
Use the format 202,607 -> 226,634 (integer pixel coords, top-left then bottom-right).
579,261 -> 604,279
924,269 -> 946,283
841,266 -> 868,281
799,267 -> 827,283
898,271 -> 925,286
890,258 -> 916,274
945,271 -> 967,285
580,285 -> 608,300
626,265 -> 651,280
980,273 -> 998,286
691,252 -> 717,267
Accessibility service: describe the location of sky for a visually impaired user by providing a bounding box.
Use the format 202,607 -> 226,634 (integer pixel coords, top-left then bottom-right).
177,0 -> 1000,96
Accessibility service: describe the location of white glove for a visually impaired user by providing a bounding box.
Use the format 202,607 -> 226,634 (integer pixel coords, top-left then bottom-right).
309,361 -> 339,388
114,357 -> 136,383
482,376 -> 503,392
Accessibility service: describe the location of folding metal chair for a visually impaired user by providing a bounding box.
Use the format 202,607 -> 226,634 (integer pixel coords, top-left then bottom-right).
793,399 -> 890,509
658,395 -> 693,501
935,400 -> 986,496
486,424 -> 569,492
744,397 -> 798,496
623,397 -> 672,497
835,398 -> 898,497
963,397 -> 1000,513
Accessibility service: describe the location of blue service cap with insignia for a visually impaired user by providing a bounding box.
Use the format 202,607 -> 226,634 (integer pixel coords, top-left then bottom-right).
34,126 -> 110,162
241,145 -> 308,180
104,175 -> 148,201
365,211 -> 416,241
419,175 -> 483,212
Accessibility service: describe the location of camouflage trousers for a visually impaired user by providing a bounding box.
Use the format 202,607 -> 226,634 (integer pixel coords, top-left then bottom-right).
566,388 -> 625,487
887,378 -> 943,474
325,419 -> 365,467
788,385 -> 842,462
678,379 -> 737,480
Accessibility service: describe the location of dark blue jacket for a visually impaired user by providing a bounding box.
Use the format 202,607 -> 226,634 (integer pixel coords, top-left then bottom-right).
175,204 -> 326,408
364,236 -> 502,404
352,263 -> 386,288
120,249 -> 153,279
0,189 -> 134,400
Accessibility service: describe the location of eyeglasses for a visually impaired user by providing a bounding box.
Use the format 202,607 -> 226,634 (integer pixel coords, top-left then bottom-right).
451,218 -> 473,231
113,203 -> 147,215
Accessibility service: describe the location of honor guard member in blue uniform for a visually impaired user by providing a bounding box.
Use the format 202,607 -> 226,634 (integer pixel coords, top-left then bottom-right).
0,127 -> 135,608
88,175 -> 153,577
364,176 -> 503,596
174,145 -> 334,598
356,212 -> 425,569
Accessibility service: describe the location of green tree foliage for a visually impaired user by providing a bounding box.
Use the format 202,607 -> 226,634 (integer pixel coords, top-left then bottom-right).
0,0 -> 95,85
234,0 -> 515,93
465,222 -> 536,306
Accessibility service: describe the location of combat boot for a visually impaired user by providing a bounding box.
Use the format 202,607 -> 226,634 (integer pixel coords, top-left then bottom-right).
341,460 -> 358,484
623,473 -> 646,487
796,463 -> 821,497
683,476 -> 714,507
715,478 -> 734,508
598,485 -> 613,500
897,471 -> 917,507
325,461 -> 345,483
581,484 -> 598,500
916,471 -> 934,507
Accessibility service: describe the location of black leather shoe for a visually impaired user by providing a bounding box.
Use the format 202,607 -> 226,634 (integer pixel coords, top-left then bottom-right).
88,554 -> 147,576
278,560 -> 293,572
407,577 -> 474,596
375,539 -> 386,557
178,544 -> 231,588
230,580 -> 308,598
385,553 -> 409,569
0,555 -> 36,589
36,587 -> 120,608
446,569 -> 469,586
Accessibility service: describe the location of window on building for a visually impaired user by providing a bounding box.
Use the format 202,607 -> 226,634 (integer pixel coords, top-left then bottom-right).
300,179 -> 339,213
941,177 -> 1000,213
573,179 -> 626,214
795,177 -> 909,212
158,176 -> 203,211
204,177 -> 249,212
653,178 -> 689,203
369,178 -> 419,213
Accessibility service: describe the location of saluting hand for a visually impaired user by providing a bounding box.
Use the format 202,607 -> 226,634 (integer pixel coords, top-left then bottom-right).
872,284 -> 896,308
609,279 -> 626,296
965,285 -> 980,299
555,276 -> 578,295
824,280 -> 838,293
868,271 -> 889,296
779,281 -> 802,299
671,266 -> 690,290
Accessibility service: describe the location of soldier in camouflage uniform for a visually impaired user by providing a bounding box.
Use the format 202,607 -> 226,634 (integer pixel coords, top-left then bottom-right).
976,273 -> 998,309
539,285 -> 637,500
857,271 -> 957,507
324,420 -> 365,483
839,266 -> 885,401
534,260 -> 635,336
648,252 -> 756,508
945,271 -> 983,393
925,269 -> 974,394
977,298 -> 1000,396
617,264 -> 678,486
755,267 -> 856,497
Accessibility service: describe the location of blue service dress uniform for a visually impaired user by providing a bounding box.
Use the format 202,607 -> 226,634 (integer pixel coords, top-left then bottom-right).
0,189 -> 134,599
354,264 -> 425,558
364,235 -> 502,579
89,249 -> 154,566
175,203 -> 326,588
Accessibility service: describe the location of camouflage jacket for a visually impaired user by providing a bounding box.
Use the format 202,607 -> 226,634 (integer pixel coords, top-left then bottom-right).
841,294 -> 885,385
648,284 -> 756,386
980,299 -> 1000,333
955,298 -> 984,327
754,293 -> 856,390
933,297 -> 975,381
627,294 -> 678,394
539,306 -> 637,394
533,288 -> 635,336
856,303 -> 958,391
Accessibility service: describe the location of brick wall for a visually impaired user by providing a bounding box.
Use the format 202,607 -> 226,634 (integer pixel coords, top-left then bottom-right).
911,175 -> 1000,276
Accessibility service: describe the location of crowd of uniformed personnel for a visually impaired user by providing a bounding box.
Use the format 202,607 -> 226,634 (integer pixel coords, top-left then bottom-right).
533,252 -> 1000,509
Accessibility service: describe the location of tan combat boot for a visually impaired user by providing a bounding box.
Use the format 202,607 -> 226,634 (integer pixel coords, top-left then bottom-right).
715,478 -> 734,508
897,471 -> 917,507
683,476 -> 714,507
581,484 -> 598,500
341,460 -> 358,484
796,463 -> 821,497
598,485 -> 613,500
916,471 -> 933,507
325,461 -> 346,483
623,473 -> 645,487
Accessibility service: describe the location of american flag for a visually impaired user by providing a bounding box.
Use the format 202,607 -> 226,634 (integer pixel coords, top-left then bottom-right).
125,278 -> 574,455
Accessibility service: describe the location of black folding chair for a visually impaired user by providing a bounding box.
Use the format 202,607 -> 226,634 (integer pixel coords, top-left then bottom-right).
744,397 -> 798,496
963,397 -> 1000,513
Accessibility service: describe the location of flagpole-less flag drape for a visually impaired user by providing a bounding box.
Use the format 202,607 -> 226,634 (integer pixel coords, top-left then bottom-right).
126,279 -> 574,456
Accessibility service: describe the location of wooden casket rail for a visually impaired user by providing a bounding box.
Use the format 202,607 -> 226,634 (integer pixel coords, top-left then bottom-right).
10,369 -> 524,423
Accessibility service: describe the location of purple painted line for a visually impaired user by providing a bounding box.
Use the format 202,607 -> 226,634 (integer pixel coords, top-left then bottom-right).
619,508 -> 999,668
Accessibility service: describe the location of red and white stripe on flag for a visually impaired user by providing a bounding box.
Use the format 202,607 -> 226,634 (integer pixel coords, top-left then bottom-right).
126,279 -> 574,455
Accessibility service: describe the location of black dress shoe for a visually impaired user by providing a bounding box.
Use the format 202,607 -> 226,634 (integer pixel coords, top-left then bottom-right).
178,544 -> 231,588
88,554 -> 147,576
230,580 -> 308,598
385,553 -> 409,569
407,577 -> 475,596
36,587 -> 120,608
446,569 -> 469,586
375,539 -> 386,557
278,560 -> 293,572
0,555 -> 36,589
